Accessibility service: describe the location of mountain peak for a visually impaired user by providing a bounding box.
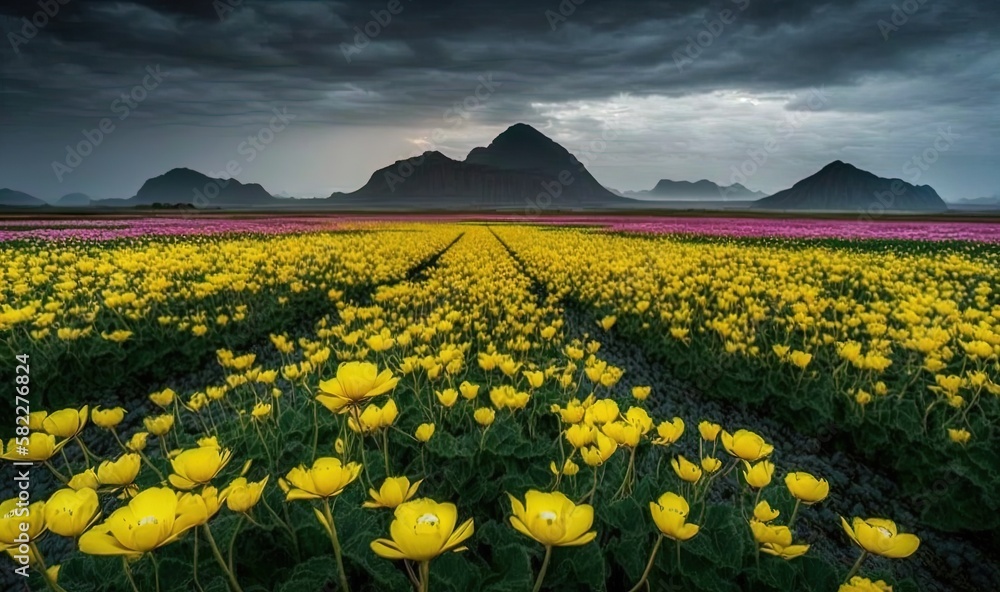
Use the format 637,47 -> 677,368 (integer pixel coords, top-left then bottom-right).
464,123 -> 573,175
756,162 -> 947,212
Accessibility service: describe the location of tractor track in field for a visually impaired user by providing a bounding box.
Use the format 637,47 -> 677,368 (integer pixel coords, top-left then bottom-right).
488,224 -> 998,592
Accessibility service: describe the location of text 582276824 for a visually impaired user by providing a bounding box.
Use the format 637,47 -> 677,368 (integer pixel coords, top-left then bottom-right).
10,353 -> 34,577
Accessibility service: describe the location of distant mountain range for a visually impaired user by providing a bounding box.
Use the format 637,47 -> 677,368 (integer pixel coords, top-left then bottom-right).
625,179 -> 767,201
0,188 -> 47,207
0,124 -> 967,213
754,161 -> 947,212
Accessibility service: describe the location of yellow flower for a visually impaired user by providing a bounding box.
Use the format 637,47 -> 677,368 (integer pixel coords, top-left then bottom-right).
435,388 -> 459,408
671,455 -> 703,484
371,498 -> 475,561
750,521 -> 792,546
97,453 -> 141,487
565,424 -> 595,449
143,414 -> 175,437
168,447 -> 233,490
523,370 -> 545,389
753,500 -> 780,523
91,406 -> 126,429
839,576 -> 894,592
251,402 -> 273,420
79,487 -> 206,556
415,423 -> 436,443
649,492 -> 699,541
2,432 -> 63,461
28,411 -> 48,431
149,388 -> 176,408
42,406 -> 89,438
631,386 -> 651,401
364,477 -> 422,509
316,361 -> 398,412
225,476 -> 269,513
853,389 -> 873,406
698,421 -> 721,441
721,429 -> 773,461
0,499 -> 46,550
282,457 -> 361,501
474,407 -> 496,427
841,517 -> 920,559
67,469 -> 99,491
580,432 -> 618,466
623,407 -> 653,433
743,460 -> 775,489
653,417 -> 685,445
586,399 -> 620,424
701,457 -> 722,473
784,472 -> 829,504
947,428 -> 971,445
126,431 -> 149,452
459,381 -> 480,400
602,421 -> 642,447
508,490 -> 596,547
788,350 -> 812,369
761,542 -> 810,560
550,459 -> 580,477
44,488 -> 101,537
597,315 -> 617,331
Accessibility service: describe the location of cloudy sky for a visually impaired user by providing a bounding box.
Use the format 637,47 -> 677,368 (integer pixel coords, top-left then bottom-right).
1,0 -> 997,201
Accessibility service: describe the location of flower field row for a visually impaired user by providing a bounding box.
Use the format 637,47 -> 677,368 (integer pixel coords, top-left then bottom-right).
492,224 -> 1000,532
2,223 -> 977,591
0,225 -> 460,406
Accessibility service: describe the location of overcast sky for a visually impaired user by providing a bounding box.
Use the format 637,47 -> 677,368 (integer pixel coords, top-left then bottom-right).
1,0 -> 997,201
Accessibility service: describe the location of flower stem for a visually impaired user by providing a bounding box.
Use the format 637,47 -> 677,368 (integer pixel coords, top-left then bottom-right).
42,460 -> 69,484
419,560 -> 431,592
193,529 -> 206,592
532,545 -> 553,592
843,550 -> 868,583
29,543 -> 69,592
202,523 -> 245,592
121,557 -> 140,592
150,553 -> 161,592
322,498 -> 351,592
228,514 -> 245,575
627,535 -> 663,592
787,499 -> 802,531
137,449 -> 167,482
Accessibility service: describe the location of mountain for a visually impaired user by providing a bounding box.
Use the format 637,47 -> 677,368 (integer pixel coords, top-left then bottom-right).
129,168 -> 278,207
0,188 -> 47,208
328,124 -> 627,209
754,161 -> 948,212
55,192 -> 92,207
627,179 -> 766,201
958,194 -> 1000,205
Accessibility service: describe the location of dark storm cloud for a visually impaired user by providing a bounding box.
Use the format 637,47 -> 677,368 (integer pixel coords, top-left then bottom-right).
2,0 -> 997,127
0,0 -> 997,199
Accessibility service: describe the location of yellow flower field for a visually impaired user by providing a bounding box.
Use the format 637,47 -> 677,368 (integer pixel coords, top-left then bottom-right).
1,221 -> 997,591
